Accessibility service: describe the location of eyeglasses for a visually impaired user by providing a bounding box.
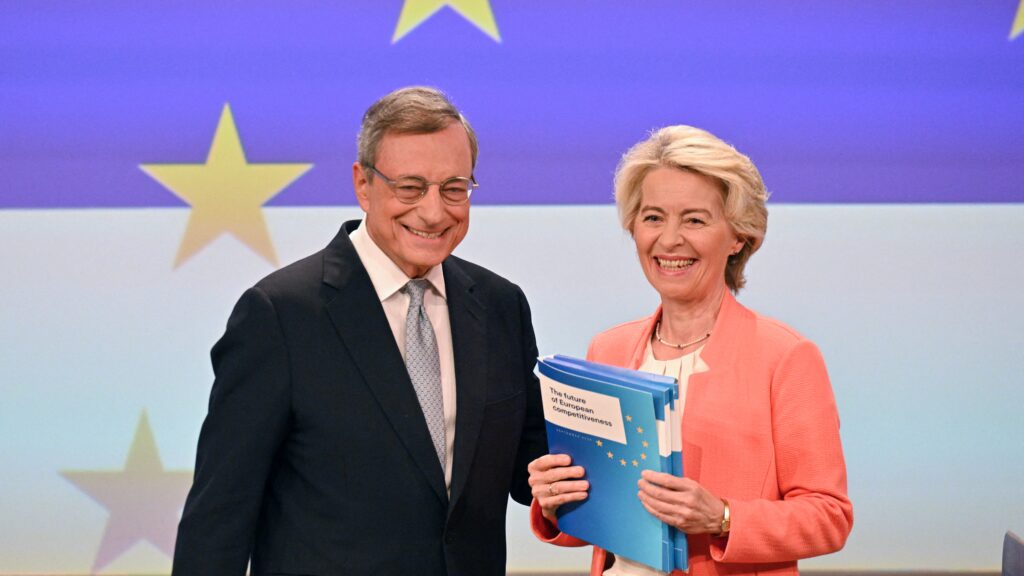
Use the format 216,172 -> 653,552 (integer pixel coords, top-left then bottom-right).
368,165 -> 477,205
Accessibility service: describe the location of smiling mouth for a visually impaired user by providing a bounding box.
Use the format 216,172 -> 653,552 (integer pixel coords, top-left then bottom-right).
405,225 -> 444,240
655,257 -> 695,270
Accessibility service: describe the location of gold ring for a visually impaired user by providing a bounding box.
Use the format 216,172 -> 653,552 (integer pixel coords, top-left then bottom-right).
548,484 -> 558,496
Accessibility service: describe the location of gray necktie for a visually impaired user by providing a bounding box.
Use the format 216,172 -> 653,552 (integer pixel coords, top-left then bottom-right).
403,279 -> 446,467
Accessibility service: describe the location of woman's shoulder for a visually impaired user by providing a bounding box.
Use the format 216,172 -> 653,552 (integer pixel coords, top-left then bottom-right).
752,309 -> 808,345
593,315 -> 653,343
587,314 -> 655,365
734,300 -> 822,359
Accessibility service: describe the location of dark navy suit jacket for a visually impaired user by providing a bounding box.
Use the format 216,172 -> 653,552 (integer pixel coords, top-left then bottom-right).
173,220 -> 547,575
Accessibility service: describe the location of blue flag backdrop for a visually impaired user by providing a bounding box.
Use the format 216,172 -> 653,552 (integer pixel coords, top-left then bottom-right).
3,1 -> 1023,209
2,2 -> 1023,574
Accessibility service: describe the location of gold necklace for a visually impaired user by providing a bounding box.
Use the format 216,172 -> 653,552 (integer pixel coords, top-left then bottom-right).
654,321 -> 711,350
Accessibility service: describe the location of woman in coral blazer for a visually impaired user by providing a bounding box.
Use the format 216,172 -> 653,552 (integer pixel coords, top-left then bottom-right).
528,126 -> 853,576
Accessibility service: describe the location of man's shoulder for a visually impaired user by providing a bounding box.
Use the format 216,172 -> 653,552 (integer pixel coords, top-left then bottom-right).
444,254 -> 522,295
251,223 -> 357,298
252,249 -> 327,296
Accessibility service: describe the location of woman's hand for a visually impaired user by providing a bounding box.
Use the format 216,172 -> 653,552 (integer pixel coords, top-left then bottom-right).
528,454 -> 589,522
638,470 -> 726,534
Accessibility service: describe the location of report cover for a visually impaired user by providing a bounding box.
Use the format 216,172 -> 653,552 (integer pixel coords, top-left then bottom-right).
537,356 -> 686,572
546,355 -> 687,570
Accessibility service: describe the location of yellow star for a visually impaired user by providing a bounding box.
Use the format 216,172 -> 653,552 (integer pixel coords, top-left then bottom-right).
625,415 -> 632,422
596,440 -> 603,447
607,451 -> 614,459
393,0 -> 500,43
642,440 -> 649,448
640,453 -> 647,460
1012,0 -> 1024,39
636,426 -> 644,434
619,459 -> 627,466
141,104 -> 313,267
632,460 -> 639,467
60,411 -> 193,573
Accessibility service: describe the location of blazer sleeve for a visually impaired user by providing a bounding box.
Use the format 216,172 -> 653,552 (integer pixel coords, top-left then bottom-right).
527,336 -> 601,548
510,284 -> 551,506
710,339 -> 853,563
172,286 -> 292,576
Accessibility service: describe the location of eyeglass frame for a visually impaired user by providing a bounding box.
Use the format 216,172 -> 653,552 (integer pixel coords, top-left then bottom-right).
366,165 -> 478,205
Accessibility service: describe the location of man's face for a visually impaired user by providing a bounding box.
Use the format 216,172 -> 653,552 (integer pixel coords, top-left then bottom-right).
353,122 -> 473,278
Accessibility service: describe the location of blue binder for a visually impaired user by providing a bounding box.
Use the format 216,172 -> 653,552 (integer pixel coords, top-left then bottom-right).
537,355 -> 687,572
547,355 -> 687,571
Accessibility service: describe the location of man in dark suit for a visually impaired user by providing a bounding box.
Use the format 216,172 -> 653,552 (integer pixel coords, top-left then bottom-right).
172,86 -> 547,575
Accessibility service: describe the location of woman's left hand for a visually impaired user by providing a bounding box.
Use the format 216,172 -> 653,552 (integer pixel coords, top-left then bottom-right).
638,470 -> 726,534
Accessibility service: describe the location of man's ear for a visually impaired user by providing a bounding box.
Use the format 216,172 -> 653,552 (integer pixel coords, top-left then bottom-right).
353,162 -> 371,212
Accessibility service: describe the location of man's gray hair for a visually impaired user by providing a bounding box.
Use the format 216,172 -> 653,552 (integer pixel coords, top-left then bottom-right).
357,86 -> 478,171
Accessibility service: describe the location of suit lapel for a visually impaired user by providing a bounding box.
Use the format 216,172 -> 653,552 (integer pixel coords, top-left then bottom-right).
443,259 -> 487,509
323,222 -> 448,504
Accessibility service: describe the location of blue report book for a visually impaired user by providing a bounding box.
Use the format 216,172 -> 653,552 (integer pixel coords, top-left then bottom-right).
537,355 -> 687,573
546,355 -> 687,570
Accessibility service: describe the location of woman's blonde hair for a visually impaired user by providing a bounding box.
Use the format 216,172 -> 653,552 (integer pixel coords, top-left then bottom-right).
614,125 -> 769,292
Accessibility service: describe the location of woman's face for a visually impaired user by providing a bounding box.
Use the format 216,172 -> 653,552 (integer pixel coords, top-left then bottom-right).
632,167 -> 743,308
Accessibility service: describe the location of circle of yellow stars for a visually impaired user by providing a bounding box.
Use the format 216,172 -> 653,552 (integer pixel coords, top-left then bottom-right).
599,415 -> 646,467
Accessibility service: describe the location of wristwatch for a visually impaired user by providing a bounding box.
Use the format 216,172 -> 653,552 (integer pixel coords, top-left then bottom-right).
719,498 -> 731,535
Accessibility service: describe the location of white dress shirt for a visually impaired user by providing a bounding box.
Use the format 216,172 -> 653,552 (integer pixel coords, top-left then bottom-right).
349,222 -> 457,491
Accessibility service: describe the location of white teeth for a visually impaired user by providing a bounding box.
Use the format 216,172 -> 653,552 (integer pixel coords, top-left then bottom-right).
407,226 -> 442,239
656,257 -> 695,270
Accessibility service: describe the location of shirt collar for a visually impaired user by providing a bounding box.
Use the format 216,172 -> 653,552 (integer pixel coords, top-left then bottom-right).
349,220 -> 447,302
